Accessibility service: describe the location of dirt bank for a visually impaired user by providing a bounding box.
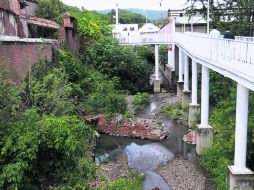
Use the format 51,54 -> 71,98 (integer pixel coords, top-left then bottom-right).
157,156 -> 206,190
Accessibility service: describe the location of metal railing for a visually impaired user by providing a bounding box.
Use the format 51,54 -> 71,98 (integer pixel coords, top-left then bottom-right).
117,32 -> 254,80
117,33 -> 172,44
173,32 -> 254,66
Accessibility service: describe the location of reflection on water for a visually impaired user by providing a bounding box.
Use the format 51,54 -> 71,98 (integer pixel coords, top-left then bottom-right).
125,143 -> 174,172
94,94 -> 186,190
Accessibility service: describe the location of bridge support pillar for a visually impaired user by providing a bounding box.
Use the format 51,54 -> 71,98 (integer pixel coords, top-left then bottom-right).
178,48 -> 184,82
182,90 -> 191,107
196,125 -> 213,155
189,104 -> 200,127
177,48 -> 184,97
154,44 -> 160,93
189,60 -> 200,127
183,52 -> 189,92
177,81 -> 184,97
227,83 -> 254,190
182,52 -> 191,106
154,80 -> 161,93
196,66 -> 213,155
168,44 -> 175,71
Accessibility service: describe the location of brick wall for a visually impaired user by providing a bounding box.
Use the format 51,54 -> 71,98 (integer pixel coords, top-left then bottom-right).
0,41 -> 55,83
0,9 -> 19,36
65,28 -> 80,56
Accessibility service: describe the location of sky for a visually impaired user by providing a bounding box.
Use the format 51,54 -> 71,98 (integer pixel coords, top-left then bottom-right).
60,0 -> 187,11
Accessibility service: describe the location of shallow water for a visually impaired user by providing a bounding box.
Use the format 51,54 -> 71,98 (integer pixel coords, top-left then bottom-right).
94,94 -> 214,190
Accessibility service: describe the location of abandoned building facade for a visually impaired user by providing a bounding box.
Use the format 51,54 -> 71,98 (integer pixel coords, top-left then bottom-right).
0,0 -> 80,82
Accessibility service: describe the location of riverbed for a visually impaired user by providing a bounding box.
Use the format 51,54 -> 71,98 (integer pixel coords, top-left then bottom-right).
94,93 -> 215,190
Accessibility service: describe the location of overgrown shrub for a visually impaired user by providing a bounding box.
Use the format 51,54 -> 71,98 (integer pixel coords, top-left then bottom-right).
160,104 -> 188,121
99,173 -> 144,190
82,36 -> 153,94
133,92 -> 149,114
200,86 -> 254,189
0,109 -> 96,189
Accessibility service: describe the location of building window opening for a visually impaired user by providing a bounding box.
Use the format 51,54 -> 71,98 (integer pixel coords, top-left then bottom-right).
28,24 -> 58,39
130,27 -> 135,31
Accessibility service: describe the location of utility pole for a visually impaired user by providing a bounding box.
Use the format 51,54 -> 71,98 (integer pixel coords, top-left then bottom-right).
143,10 -> 147,24
116,3 -> 119,25
207,0 -> 210,34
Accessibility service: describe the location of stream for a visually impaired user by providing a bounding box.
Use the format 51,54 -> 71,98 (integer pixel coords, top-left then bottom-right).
94,94 -> 213,190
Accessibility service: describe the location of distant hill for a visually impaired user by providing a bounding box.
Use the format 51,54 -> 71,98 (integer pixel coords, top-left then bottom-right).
97,8 -> 167,21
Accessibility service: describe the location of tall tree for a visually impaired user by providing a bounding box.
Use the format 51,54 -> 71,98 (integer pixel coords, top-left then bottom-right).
185,0 -> 254,36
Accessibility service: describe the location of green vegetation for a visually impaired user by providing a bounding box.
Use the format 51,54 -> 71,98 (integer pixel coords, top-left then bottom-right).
1,0 -> 154,188
197,73 -> 254,190
159,45 -> 168,65
82,36 -> 153,93
100,9 -> 147,25
133,92 -> 149,114
99,173 -> 144,190
186,0 -> 254,36
161,104 -> 188,122
0,110 -> 96,189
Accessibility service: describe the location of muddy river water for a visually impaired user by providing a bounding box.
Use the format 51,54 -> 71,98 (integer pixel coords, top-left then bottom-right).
94,94 -> 213,190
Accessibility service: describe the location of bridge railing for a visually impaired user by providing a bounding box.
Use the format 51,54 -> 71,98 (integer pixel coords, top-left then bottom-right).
174,32 -> 254,79
235,36 -> 254,43
117,33 -> 172,44
174,32 -> 254,65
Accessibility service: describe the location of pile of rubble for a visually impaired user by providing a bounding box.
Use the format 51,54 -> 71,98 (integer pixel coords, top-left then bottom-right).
84,114 -> 168,140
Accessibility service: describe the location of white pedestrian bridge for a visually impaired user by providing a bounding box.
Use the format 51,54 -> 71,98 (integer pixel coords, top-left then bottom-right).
117,32 -> 254,190
118,32 -> 254,91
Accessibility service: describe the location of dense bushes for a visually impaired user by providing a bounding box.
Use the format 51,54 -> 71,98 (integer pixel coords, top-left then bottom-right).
161,104 -> 188,122
0,48 -> 130,188
133,92 -> 149,114
1,1 -> 154,188
99,173 -> 144,190
82,36 -> 153,94
0,110 -> 96,189
199,75 -> 254,189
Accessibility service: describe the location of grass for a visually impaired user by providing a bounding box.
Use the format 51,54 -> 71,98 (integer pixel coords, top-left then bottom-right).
160,103 -> 188,122
133,92 -> 149,114
98,172 -> 144,190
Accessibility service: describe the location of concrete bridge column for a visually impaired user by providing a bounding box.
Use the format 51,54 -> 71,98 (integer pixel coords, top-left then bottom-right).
168,44 -> 175,71
177,47 -> 184,97
182,52 -> 191,107
154,44 -> 161,93
228,83 -> 254,190
189,60 -> 200,127
196,65 -> 213,155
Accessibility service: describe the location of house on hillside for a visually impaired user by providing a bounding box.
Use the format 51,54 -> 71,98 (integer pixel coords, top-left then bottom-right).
112,24 -> 139,38
170,9 -> 207,33
139,23 -> 160,35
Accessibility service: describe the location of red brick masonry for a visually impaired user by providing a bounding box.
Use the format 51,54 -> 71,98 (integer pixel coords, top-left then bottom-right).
0,41 -> 54,83
85,114 -> 167,140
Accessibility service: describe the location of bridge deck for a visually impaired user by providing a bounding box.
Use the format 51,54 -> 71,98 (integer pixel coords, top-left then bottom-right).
117,32 -> 254,91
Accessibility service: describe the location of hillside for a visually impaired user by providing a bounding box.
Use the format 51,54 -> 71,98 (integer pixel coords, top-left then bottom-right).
97,8 -> 167,21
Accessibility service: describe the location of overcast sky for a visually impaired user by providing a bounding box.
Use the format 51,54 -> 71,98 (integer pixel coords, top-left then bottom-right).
60,0 -> 187,11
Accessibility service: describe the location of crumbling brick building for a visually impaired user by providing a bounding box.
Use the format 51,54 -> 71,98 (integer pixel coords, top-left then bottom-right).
0,0 -> 80,82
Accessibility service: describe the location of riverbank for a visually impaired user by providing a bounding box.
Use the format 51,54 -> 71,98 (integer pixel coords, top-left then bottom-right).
90,93 -> 215,190
157,156 -> 206,190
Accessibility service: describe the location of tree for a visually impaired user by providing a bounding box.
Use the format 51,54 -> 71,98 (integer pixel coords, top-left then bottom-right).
71,9 -> 112,40
185,0 -> 254,36
0,67 -> 20,138
0,109 -> 96,189
82,36 -> 153,94
36,0 -> 69,24
100,9 -> 147,25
